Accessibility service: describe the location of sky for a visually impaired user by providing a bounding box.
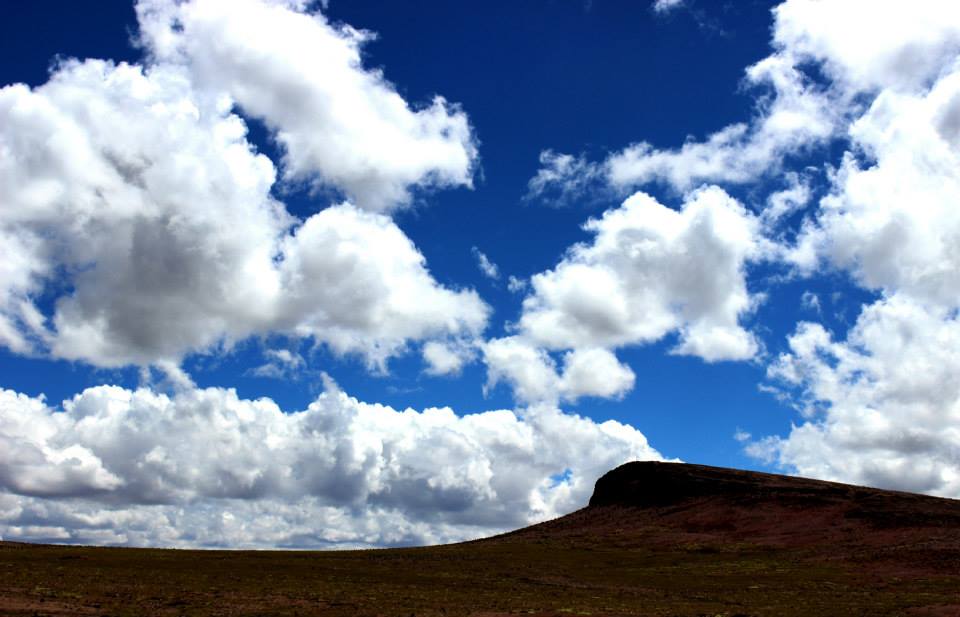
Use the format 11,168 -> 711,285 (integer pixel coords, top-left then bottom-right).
1,0 -> 960,548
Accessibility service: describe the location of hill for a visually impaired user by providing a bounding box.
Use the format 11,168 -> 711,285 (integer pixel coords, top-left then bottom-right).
2,461 -> 959,616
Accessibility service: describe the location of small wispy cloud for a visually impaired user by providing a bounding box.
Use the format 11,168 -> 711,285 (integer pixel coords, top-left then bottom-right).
472,247 -> 500,280
249,348 -> 306,379
525,150 -> 609,207
652,0 -> 685,15
801,291 -> 821,315
507,276 -> 528,294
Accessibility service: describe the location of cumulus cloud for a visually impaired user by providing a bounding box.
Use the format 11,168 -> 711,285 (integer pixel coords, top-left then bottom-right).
520,186 -> 762,360
771,0 -> 960,95
789,58 -> 960,306
761,171 -> 812,229
518,4 -> 960,496
546,0 -> 960,201
482,337 -> 635,406
136,0 -> 477,212
0,380 -> 660,547
422,339 -> 476,376
799,291 -> 820,315
755,296 -> 960,497
483,337 -> 562,405
0,0 -> 486,371
531,0 -> 960,206
483,186 -> 761,403
623,48 -> 832,187
746,1 -> 960,495
276,205 -> 489,369
558,347 -> 636,401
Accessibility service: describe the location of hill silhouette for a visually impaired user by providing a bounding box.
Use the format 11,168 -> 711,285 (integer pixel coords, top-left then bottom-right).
508,462 -> 960,555
2,461 -> 960,616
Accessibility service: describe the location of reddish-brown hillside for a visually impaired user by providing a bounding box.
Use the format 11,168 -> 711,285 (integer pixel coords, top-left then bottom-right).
506,461 -> 960,564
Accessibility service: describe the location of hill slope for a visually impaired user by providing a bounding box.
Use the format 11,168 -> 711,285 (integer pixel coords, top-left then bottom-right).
2,461 -> 960,616
508,462 -> 960,557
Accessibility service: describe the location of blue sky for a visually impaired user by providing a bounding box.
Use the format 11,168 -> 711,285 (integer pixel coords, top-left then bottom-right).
2,0 -> 960,548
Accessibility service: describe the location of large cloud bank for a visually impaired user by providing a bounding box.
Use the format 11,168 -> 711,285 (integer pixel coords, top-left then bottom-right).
0,379 -> 659,547
756,1 -> 960,496
0,0 -> 662,547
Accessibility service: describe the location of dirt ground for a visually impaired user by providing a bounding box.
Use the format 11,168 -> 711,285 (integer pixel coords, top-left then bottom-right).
3,513 -> 960,616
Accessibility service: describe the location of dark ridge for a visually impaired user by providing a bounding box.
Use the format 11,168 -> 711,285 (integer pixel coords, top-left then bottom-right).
586,460 -> 960,520
592,460 -> 946,499
590,461 -> 866,507
584,461 -> 960,527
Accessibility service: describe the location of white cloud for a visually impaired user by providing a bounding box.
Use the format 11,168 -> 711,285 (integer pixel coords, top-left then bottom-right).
529,49 -> 835,198
756,296 -> 960,497
533,0 -> 957,205
0,0 -> 487,372
751,4 -> 960,491
472,247 -> 500,280
652,0 -> 685,15
276,205 -> 489,370
0,379 -> 660,547
136,0 -> 477,212
518,0 -> 960,498
422,340 -> 476,376
483,339 -> 635,405
482,336 -> 562,405
507,276 -> 528,294
605,52 -> 834,192
772,0 -> 960,95
789,61 -> 960,307
737,2 -> 960,495
554,0 -> 960,226
799,291 -> 820,314
519,186 -> 762,361
526,150 -> 607,207
558,347 -> 635,401
249,348 -> 305,379
761,171 -> 811,229
484,186 -> 762,403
